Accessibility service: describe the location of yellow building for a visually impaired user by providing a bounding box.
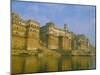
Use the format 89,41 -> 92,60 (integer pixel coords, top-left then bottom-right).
12,12 -> 92,55
12,13 -> 26,50
26,20 -> 40,50
40,22 -> 72,50
12,13 -> 40,55
77,35 -> 89,50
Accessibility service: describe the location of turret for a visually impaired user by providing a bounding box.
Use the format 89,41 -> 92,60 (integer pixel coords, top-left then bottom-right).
26,20 -> 40,50
64,24 -> 68,32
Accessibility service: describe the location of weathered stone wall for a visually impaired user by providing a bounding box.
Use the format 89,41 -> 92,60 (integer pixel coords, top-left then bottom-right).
26,38 -> 39,50
26,20 -> 40,50
12,13 -> 94,55
77,35 -> 89,50
40,22 -> 73,50
12,36 -> 26,49
63,37 -> 72,50
47,35 -> 58,49
12,15 -> 26,50
12,13 -> 40,52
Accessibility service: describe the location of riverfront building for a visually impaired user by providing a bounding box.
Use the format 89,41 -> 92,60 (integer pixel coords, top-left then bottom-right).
12,12 -> 94,55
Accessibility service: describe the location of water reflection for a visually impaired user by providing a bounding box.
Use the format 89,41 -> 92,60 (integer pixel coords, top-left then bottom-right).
12,55 -> 96,74
71,56 -> 95,70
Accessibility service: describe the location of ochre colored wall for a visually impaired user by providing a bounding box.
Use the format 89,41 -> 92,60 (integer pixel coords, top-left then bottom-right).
12,36 -> 26,50
12,13 -> 90,52
26,38 -> 39,50
47,35 -> 58,49
63,37 -> 71,50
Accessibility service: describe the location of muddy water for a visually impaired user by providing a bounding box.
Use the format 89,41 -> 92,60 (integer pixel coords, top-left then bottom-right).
11,55 -> 96,74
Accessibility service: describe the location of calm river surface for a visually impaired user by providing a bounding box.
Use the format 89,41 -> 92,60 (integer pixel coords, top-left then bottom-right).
12,55 -> 96,74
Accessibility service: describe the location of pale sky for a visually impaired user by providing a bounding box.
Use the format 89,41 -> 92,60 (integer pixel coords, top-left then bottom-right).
12,0 -> 96,46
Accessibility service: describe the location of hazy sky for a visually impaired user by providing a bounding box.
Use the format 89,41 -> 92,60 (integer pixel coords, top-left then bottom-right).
12,1 -> 96,46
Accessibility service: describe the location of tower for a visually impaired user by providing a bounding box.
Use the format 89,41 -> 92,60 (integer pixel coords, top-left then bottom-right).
40,22 -> 59,49
59,24 -> 71,50
12,13 -> 26,50
26,20 -> 40,50
64,24 -> 68,32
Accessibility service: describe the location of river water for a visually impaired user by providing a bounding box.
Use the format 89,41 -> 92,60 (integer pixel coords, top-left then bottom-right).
12,55 -> 96,74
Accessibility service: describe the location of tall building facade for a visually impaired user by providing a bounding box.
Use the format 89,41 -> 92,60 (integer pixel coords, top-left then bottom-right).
12,13 -> 40,52
40,22 -> 72,50
12,13 -> 92,55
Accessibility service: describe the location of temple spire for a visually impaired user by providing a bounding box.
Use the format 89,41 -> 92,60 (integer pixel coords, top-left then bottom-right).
64,24 -> 68,32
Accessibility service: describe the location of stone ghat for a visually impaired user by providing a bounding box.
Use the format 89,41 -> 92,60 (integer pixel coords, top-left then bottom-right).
71,50 -> 95,56
12,48 -> 95,57
12,49 -> 61,59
